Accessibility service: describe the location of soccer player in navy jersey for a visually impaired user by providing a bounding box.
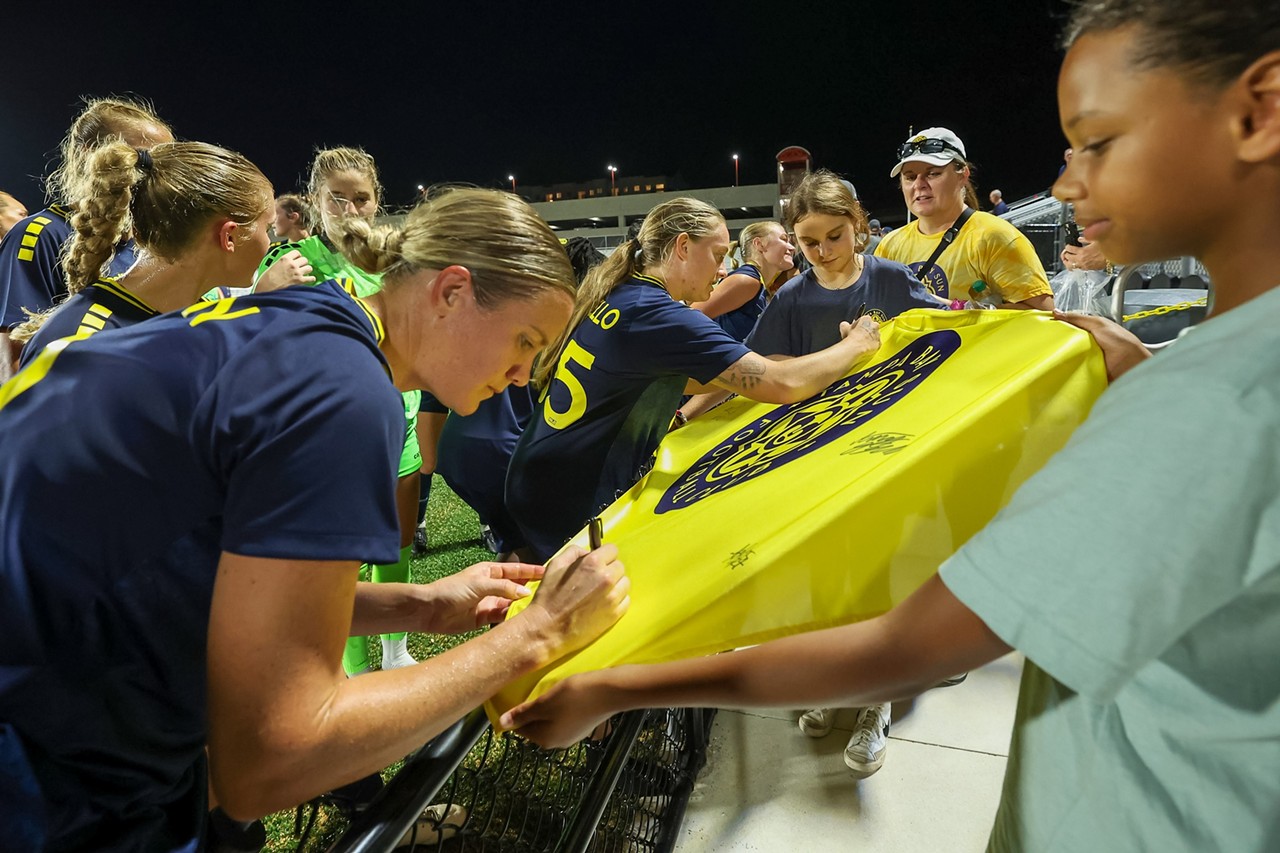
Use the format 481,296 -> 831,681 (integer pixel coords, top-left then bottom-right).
690,219 -> 795,341
15,141 -> 273,366
506,196 -> 882,562
0,98 -> 172,346
0,188 -> 629,852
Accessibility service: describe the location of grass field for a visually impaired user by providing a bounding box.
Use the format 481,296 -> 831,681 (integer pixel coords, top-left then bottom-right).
262,476 -> 493,851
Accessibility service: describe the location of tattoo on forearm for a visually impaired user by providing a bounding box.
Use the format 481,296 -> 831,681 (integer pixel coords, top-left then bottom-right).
719,356 -> 766,391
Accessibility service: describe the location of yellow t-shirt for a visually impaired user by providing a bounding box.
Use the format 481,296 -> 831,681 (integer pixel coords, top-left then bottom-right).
875,210 -> 1051,304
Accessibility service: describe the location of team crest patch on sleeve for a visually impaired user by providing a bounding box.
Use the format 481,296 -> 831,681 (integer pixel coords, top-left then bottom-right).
656,330 -> 960,513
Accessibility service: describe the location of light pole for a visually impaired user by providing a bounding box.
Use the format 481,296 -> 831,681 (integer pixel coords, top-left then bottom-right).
508,174 -> 516,193
733,154 -> 739,186
607,164 -> 617,196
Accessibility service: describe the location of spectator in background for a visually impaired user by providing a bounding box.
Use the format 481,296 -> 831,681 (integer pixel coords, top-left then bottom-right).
0,191 -> 27,239
989,189 -> 1009,215
712,172 -> 944,779
875,127 -> 1053,309
272,193 -> 311,242
691,220 -> 795,341
1061,239 -> 1111,273
864,217 -> 884,254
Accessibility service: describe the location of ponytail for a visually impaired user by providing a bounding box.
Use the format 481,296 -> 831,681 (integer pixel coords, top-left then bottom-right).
534,196 -> 723,388
330,216 -> 406,273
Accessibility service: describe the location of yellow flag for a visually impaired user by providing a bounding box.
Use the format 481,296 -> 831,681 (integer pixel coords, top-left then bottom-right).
489,309 -> 1106,720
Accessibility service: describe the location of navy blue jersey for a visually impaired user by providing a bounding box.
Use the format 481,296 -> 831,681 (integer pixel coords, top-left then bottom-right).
712,263 -> 767,342
436,385 -> 535,550
0,279 -> 402,852
419,389 -> 450,415
0,205 -> 137,328
746,256 -> 942,357
18,277 -> 159,368
506,275 -> 750,559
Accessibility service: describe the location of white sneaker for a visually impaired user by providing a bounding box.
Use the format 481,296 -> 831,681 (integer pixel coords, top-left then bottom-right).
381,637 -> 418,670
395,802 -> 466,849
798,708 -> 836,738
843,703 -> 890,778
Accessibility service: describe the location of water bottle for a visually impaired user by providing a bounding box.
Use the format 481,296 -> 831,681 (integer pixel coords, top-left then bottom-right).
965,280 -> 1000,309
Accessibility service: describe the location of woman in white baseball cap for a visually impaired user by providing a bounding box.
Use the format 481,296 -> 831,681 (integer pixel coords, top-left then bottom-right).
876,127 -> 1054,310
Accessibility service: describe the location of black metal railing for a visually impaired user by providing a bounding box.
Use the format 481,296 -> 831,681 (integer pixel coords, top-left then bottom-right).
328,707 -> 716,853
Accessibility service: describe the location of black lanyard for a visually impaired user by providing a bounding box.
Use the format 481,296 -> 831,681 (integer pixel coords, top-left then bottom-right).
916,207 -> 975,282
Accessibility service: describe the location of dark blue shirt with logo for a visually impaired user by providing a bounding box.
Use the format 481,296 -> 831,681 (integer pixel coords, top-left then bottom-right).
747,256 -> 942,357
0,279 -> 402,851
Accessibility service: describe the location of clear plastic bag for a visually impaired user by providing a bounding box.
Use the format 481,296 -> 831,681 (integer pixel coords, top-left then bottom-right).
1051,267 -> 1112,315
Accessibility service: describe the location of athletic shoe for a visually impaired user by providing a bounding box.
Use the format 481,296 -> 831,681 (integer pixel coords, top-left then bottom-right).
381,637 -> 418,670
798,708 -> 836,738
844,703 -> 891,778
936,672 -> 968,688
395,803 -> 467,849
480,524 -> 500,554
411,525 -> 429,557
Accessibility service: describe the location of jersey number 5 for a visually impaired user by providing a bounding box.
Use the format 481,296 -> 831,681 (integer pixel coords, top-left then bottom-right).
542,339 -> 595,430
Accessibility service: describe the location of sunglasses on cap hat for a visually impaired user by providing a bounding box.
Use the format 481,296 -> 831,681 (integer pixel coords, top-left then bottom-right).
896,137 -> 966,162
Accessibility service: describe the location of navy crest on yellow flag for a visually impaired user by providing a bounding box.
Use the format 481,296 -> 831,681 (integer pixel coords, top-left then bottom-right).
490,309 -> 1106,720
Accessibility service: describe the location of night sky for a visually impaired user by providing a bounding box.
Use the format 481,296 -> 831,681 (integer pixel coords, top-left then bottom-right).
3,0 -> 1072,225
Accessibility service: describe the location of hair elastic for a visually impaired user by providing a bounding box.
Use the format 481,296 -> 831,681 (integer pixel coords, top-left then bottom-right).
135,149 -> 153,172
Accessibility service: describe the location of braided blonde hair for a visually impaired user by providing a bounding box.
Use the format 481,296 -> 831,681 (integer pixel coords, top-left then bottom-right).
63,140 -> 271,294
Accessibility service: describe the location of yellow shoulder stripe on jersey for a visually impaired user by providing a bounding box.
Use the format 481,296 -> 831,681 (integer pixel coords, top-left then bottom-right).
16,216 -> 54,263
77,305 -> 112,333
0,334 -> 89,412
91,278 -> 159,316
